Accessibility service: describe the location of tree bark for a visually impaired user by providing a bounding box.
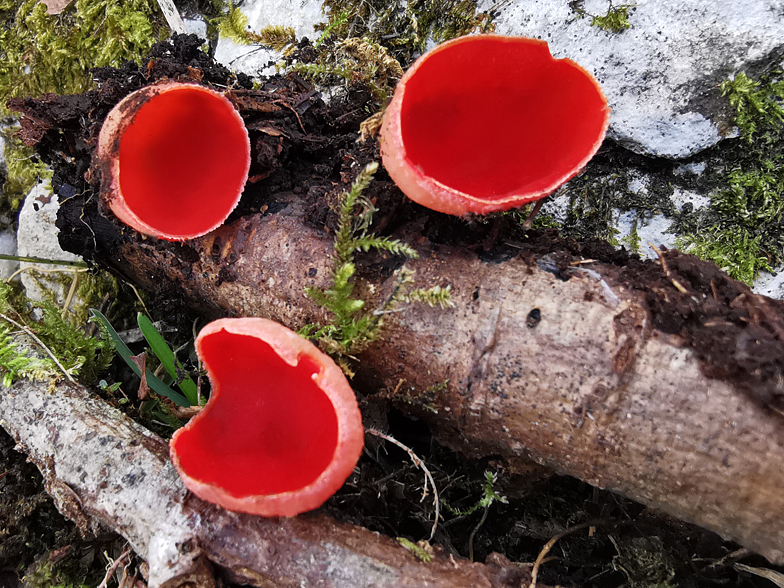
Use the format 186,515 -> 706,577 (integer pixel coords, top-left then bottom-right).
114,197 -> 784,563
0,379 -> 530,588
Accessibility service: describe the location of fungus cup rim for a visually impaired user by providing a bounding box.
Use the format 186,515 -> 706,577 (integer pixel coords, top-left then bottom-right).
169,317 -> 365,517
95,80 -> 251,241
379,34 -> 611,216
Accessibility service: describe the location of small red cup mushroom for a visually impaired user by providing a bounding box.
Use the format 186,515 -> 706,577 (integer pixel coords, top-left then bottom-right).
169,318 -> 364,517
380,35 -> 610,216
96,81 -> 250,240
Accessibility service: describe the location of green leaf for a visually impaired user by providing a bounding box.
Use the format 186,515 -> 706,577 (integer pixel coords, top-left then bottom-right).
137,313 -> 198,405
89,310 -> 190,407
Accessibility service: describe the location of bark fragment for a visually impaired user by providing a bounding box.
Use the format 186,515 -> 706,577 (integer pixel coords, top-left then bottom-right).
0,380 -> 530,588
113,201 -> 784,563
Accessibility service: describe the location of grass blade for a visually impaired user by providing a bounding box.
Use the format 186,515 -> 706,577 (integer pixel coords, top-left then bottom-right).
89,309 -> 190,407
137,313 -> 198,405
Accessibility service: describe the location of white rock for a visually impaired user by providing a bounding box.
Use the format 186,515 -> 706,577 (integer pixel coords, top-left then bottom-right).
616,211 -> 677,259
17,182 -> 81,305
213,0 -> 327,77
754,265 -> 784,300
477,0 -> 784,158
671,187 -> 711,211
0,230 -> 18,280
183,17 -> 208,40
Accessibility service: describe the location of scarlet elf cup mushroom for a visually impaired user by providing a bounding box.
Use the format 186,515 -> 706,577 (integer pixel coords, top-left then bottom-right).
380,35 -> 610,216
169,318 -> 364,517
96,81 -> 250,240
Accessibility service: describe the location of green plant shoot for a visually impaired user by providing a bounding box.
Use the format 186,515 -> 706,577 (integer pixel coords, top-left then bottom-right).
89,309 -> 190,407
137,313 -> 198,406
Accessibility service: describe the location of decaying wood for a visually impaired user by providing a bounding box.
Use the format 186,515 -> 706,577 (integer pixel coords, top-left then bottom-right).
115,198 -> 784,563
0,379 -> 531,588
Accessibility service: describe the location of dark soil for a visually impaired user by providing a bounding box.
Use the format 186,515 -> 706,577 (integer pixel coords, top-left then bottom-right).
0,428 -> 129,587
6,34 -> 784,586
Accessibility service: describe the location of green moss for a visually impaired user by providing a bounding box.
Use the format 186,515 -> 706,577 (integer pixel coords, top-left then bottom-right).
0,0 -> 167,211
621,215 -> 641,253
676,227 -> 772,285
0,280 -> 114,386
213,4 -> 297,53
570,2 -> 634,33
319,0 -> 493,64
29,266 -> 121,327
303,163 -> 451,369
21,558 -> 90,588
720,71 -> 784,144
292,37 -> 404,108
562,175 -> 624,245
0,131 -> 51,213
676,70 -> 784,284
397,537 -> 433,562
591,4 -> 633,33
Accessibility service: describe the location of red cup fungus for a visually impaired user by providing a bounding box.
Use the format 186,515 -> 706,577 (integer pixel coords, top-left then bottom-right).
380,35 -> 610,216
96,81 -> 250,240
169,318 -> 364,517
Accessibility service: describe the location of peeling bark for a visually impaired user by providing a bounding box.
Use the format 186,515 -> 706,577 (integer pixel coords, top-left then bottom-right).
0,380 -> 530,588
114,199 -> 784,563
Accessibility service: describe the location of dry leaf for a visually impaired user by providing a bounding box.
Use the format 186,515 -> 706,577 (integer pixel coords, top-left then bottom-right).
129,353 -> 149,401
39,0 -> 74,15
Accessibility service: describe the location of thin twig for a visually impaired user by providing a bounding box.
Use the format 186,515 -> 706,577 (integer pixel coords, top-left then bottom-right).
649,243 -> 689,294
521,198 -> 546,229
529,522 -> 595,588
273,99 -> 307,133
467,504 -> 490,562
128,283 -> 151,318
366,428 -> 440,541
0,253 -> 88,267
0,312 -> 75,384
61,272 -> 80,320
97,546 -> 132,588
6,265 -> 88,283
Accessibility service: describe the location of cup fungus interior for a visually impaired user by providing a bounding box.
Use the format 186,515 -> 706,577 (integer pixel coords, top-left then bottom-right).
399,36 -> 608,201
118,87 -> 249,238
172,329 -> 339,497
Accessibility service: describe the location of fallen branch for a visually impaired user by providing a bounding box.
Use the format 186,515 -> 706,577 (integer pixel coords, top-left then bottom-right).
0,379 -> 531,588
109,201 -> 784,563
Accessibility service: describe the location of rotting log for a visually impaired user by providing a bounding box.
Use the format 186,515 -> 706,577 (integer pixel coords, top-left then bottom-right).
112,197 -> 784,563
0,379 -> 531,588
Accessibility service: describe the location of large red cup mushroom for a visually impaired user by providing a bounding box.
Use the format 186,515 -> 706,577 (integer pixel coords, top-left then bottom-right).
96,81 -> 250,240
169,318 -> 364,517
380,35 -> 610,216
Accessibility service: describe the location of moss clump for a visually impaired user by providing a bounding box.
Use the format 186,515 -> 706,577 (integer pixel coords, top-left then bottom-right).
675,71 -> 784,284
0,0 -> 166,211
570,2 -> 634,33
621,215 -> 642,253
591,4 -> 633,33
292,37 -> 404,108
610,536 -> 676,588
319,0 -> 493,64
0,280 -> 114,386
212,4 -> 297,53
562,175 -> 624,245
0,131 -> 51,214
